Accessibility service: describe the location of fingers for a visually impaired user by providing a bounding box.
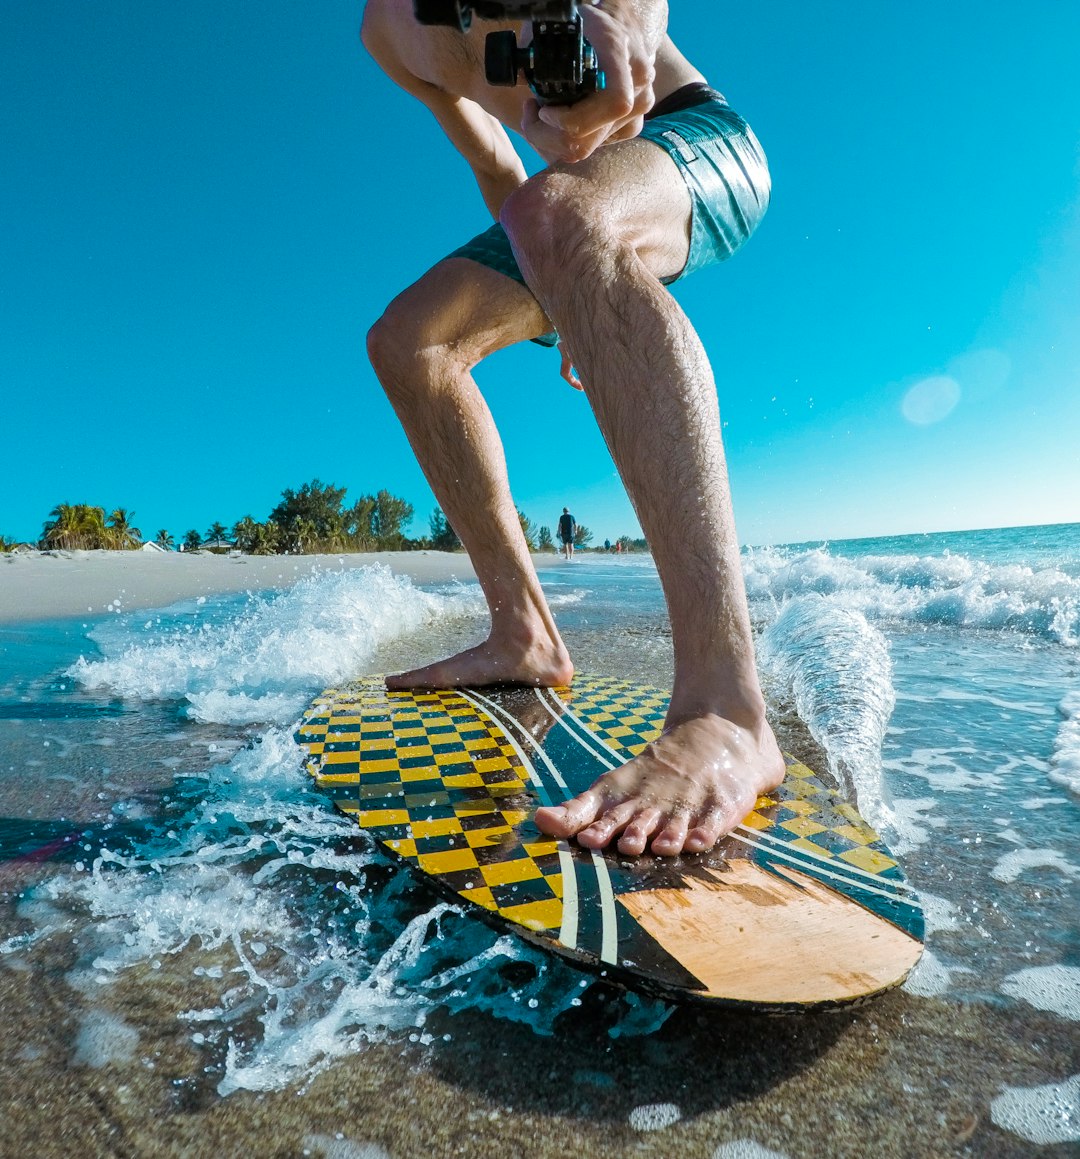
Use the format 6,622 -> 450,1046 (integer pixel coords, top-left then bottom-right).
521,99 -> 608,164
535,4 -> 655,147
558,340 -> 583,390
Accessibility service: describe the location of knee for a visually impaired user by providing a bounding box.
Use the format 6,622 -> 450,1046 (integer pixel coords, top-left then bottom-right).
500,173 -> 610,293
366,282 -> 459,401
366,295 -> 418,387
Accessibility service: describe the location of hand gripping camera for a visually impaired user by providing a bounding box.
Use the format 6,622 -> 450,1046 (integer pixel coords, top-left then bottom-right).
412,0 -> 605,106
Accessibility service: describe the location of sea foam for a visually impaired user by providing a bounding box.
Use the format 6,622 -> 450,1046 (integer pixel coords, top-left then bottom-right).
68,565 -> 485,725
1001,965 -> 1080,1022
1049,692 -> 1080,797
744,545 -> 1080,646
991,1074 -> 1080,1145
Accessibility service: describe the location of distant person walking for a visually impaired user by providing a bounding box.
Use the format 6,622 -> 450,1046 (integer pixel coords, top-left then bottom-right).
558,508 -> 577,561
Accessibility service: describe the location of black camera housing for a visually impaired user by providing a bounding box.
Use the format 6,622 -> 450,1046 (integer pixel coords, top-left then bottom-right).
412,0 -> 604,106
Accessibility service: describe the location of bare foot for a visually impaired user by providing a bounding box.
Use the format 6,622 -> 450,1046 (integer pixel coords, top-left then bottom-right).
386,634 -> 573,690
534,713 -> 786,856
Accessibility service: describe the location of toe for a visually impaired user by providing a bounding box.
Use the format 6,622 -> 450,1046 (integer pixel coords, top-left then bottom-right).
575,800 -> 637,850
683,808 -> 725,853
649,812 -> 690,857
535,790 -> 602,838
616,808 -> 662,856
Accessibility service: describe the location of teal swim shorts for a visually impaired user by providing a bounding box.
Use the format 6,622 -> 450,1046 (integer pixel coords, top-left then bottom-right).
444,84 -> 771,346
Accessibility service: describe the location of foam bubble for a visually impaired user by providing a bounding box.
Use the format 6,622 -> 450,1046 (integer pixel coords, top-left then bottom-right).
990,1073 -> 1080,1145
743,544 -> 1080,646
20,724 -> 669,1096
628,1103 -> 681,1131
303,1137 -> 391,1159
880,796 -> 946,856
1001,965 -> 1080,1021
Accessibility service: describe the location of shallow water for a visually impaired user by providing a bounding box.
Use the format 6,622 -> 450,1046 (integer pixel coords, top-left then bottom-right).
1,531 -> 1078,1157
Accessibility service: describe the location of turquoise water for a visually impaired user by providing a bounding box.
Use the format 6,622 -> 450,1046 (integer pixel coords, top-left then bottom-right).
0,524 -> 1077,1146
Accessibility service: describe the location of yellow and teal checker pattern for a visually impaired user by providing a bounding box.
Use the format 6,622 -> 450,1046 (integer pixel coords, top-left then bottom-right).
296,679 -> 566,934
561,675 -> 903,884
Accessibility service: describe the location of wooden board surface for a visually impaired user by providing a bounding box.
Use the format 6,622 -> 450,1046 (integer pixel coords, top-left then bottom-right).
295,674 -> 924,1011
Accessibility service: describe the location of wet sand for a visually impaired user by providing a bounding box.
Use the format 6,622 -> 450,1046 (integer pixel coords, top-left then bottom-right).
2,908 -> 1075,1159
1,552 -> 1076,1158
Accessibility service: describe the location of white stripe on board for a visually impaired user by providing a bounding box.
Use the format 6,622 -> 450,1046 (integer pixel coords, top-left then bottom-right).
589,850 -> 619,963
722,827 -> 921,910
541,687 -> 918,906
459,689 -> 580,952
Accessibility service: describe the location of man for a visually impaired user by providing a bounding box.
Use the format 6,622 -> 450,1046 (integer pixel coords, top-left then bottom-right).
558,507 -> 577,560
363,0 -> 785,856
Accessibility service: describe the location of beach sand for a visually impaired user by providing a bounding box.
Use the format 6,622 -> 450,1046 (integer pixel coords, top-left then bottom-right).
1,551 -> 1074,1159
0,548 -> 480,623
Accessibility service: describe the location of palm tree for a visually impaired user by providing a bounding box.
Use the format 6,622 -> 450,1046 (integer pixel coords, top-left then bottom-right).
182,529 -> 202,552
250,522 -> 281,555
154,529 -> 174,550
204,521 -> 230,545
294,517 -> 318,554
42,503 -> 109,549
107,508 -> 141,550
232,516 -> 258,553
537,525 -> 555,552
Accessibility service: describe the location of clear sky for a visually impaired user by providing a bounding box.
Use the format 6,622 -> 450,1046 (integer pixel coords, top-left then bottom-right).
2,0 -> 1078,547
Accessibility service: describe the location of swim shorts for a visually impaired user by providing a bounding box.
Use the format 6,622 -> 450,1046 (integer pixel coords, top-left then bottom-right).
444,83 -> 771,346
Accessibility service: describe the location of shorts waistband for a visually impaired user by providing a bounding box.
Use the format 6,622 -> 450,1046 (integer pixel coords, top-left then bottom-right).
644,82 -> 727,121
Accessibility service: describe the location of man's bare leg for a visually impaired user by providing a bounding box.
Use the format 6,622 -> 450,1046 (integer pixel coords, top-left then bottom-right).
367,259 -> 573,689
502,141 -> 785,856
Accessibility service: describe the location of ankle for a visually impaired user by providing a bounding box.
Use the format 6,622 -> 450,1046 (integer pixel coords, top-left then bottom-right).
666,683 -> 769,735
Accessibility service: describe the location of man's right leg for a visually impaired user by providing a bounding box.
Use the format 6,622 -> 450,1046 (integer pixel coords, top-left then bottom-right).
366,257 -> 573,689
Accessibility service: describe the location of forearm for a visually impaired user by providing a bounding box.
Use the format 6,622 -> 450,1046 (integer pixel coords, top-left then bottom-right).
474,161 -> 529,220
597,0 -> 667,59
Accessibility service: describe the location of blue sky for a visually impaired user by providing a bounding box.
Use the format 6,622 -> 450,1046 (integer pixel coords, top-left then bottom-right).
2,0 -> 1078,546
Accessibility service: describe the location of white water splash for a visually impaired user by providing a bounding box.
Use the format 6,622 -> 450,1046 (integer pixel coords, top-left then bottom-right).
744,545 -> 1080,646
67,565 -> 485,725
758,596 -> 895,825
12,724 -> 669,1096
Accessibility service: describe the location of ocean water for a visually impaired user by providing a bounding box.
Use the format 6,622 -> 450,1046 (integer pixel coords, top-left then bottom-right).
1,525 -> 1078,1152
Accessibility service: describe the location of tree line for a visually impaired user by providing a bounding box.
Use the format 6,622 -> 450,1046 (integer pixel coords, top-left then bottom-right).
5,480 -> 645,555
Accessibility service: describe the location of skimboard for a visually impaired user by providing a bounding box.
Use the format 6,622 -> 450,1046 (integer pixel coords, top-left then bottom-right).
295,675 -> 923,1011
